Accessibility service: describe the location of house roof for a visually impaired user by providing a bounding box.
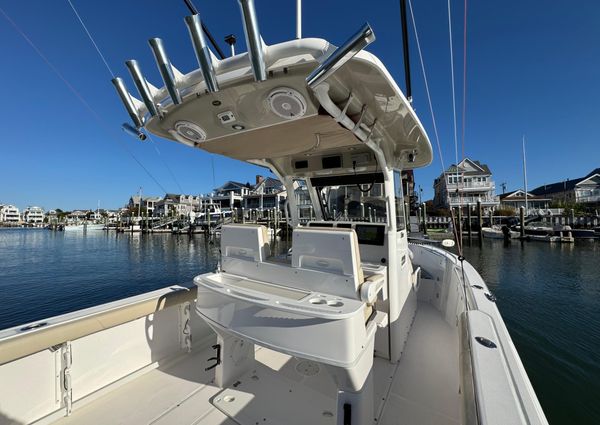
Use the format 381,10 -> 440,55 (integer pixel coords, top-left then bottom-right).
499,189 -> 549,201
530,168 -> 600,195
444,158 -> 491,176
254,177 -> 283,190
214,181 -> 248,192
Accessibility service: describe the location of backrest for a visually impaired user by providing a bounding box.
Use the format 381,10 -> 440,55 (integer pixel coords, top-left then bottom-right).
221,224 -> 270,262
292,227 -> 364,291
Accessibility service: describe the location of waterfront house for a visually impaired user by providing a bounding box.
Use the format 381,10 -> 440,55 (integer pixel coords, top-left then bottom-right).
155,194 -> 200,217
243,176 -> 286,210
0,204 -> 21,224
433,158 -> 500,212
22,206 -> 45,224
200,181 -> 250,210
128,195 -> 163,216
531,168 -> 600,206
499,190 -> 551,213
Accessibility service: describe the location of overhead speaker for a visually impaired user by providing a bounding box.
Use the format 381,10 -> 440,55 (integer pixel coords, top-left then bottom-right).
267,87 -> 307,120
174,121 -> 207,142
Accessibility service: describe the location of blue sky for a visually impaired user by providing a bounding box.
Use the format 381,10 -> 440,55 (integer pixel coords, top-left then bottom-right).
0,0 -> 598,210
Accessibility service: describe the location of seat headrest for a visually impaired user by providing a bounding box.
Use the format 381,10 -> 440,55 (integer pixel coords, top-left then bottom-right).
292,227 -> 363,286
221,224 -> 270,262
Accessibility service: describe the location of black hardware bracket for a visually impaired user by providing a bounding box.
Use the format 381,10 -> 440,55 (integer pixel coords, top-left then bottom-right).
205,344 -> 221,371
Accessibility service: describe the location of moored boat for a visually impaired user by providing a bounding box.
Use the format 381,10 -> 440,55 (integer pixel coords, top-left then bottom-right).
0,2 -> 548,424
481,225 -> 519,239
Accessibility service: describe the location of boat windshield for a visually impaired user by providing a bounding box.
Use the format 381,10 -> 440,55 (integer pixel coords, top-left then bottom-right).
312,173 -> 387,223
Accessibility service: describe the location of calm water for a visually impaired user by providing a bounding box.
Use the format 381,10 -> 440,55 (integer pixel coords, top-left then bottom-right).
0,229 -> 599,424
462,239 -> 600,425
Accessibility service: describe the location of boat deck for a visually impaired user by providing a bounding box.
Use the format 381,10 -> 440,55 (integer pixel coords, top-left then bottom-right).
54,302 -> 459,425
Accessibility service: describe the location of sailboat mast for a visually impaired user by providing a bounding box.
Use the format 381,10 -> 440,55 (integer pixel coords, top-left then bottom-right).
522,135 -> 528,212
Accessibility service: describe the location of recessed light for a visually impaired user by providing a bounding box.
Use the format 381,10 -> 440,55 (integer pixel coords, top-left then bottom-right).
232,124 -> 245,130
212,100 -> 222,106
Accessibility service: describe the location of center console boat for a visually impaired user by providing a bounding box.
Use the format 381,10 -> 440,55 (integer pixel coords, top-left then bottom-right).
0,2 -> 548,424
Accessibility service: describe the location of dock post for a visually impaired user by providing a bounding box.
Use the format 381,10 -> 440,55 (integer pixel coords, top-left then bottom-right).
519,206 -> 525,238
457,207 -> 462,247
477,201 -> 483,244
467,205 -> 472,242
422,203 -> 427,235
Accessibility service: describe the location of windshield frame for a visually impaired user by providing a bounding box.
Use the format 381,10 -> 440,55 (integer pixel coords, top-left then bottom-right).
311,173 -> 388,224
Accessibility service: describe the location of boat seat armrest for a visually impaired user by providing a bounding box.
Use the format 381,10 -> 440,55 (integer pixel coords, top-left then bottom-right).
360,274 -> 384,304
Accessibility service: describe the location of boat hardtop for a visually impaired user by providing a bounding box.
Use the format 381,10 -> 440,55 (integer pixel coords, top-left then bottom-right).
0,2 -> 547,425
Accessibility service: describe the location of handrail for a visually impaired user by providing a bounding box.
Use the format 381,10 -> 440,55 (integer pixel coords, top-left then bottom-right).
0,285 -> 197,365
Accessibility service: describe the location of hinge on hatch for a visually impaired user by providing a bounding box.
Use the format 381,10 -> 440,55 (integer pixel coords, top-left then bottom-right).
60,341 -> 73,416
179,302 -> 192,352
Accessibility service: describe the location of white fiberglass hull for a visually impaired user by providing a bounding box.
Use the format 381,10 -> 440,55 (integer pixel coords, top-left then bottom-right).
63,223 -> 105,231
481,226 -> 519,239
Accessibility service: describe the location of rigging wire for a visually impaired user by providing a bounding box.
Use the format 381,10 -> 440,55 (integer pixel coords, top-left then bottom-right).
407,0 -> 464,259
65,0 -> 185,194
447,0 -> 460,172
66,0 -> 115,78
0,6 -> 168,194
145,133 -> 185,194
446,0 -> 465,255
448,0 -> 469,312
461,0 -> 468,165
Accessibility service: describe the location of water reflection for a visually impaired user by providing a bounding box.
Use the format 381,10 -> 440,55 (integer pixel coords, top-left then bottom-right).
0,229 -> 220,331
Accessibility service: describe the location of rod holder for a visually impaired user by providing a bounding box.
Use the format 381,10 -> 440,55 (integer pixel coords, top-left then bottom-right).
122,123 -> 147,140
185,14 -> 219,93
112,77 -> 144,128
306,23 -> 375,89
237,0 -> 267,82
125,60 -> 160,117
149,38 -> 182,105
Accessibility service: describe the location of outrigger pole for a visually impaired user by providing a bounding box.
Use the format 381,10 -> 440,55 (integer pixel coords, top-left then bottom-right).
399,0 -> 412,101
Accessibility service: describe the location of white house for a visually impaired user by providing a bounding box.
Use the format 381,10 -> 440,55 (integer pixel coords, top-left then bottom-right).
22,206 -> 45,224
433,158 -> 500,212
499,190 -> 551,212
0,204 -> 21,223
531,168 -> 600,206
155,194 -> 200,217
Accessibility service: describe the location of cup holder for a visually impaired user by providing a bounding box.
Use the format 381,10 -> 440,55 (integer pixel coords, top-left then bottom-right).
309,298 -> 327,305
327,300 -> 344,307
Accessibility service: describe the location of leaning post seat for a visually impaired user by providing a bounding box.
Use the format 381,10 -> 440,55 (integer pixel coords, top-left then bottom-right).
196,224 -> 387,425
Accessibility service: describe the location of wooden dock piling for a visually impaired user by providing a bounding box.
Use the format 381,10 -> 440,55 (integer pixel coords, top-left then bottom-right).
467,205 -> 472,242
519,207 -> 525,238
477,201 -> 483,244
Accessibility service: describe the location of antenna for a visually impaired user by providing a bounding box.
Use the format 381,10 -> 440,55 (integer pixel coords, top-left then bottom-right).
182,0 -> 226,60
224,34 -> 237,56
399,0 -> 412,101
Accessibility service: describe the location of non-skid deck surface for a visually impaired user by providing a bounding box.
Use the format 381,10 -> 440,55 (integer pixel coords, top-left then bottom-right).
378,302 -> 460,425
55,302 -> 459,425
